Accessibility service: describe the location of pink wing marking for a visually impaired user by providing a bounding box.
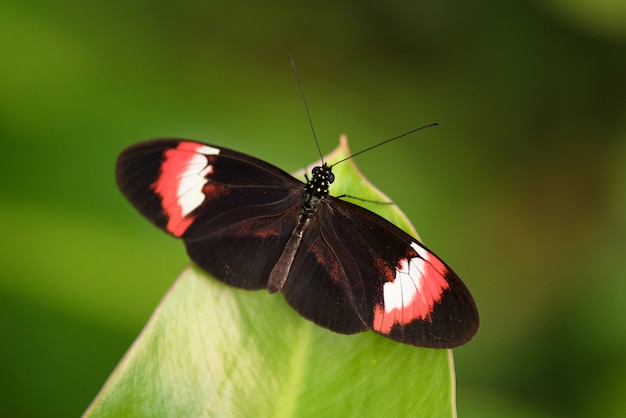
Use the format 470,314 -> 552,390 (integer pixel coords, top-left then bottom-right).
373,242 -> 450,333
152,142 -> 220,237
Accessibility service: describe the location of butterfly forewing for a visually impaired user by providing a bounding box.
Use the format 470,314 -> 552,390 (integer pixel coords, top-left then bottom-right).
116,139 -> 305,289
313,197 -> 478,348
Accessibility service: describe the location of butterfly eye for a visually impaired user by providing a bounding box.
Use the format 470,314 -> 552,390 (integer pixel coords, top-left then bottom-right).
328,172 -> 335,184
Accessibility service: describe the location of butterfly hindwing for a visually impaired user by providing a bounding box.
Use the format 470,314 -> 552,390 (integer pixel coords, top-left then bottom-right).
280,211 -> 370,335
183,207 -> 300,290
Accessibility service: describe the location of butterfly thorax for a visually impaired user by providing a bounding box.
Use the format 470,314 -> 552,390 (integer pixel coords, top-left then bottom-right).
303,163 -> 335,214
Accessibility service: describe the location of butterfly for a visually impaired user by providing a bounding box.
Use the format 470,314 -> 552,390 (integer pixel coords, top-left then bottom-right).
115,136 -> 479,348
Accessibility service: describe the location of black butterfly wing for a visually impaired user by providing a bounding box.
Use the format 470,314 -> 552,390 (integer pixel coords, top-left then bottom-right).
116,139 -> 305,290
278,212 -> 370,335
281,197 -> 479,348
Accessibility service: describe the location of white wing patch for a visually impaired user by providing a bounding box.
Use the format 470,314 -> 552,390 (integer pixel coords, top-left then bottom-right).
176,154 -> 215,217
382,258 -> 421,312
196,145 -> 221,156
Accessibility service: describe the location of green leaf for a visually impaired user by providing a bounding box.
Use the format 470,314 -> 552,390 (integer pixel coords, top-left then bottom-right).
85,137 -> 457,418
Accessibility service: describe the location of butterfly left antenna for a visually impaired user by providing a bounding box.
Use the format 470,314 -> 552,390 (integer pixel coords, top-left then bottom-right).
289,56 -> 324,165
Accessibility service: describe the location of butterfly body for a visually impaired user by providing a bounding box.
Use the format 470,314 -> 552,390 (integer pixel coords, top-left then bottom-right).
116,139 -> 479,348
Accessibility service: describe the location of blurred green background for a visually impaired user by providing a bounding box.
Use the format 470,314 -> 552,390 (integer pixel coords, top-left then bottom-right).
1,1 -> 626,416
